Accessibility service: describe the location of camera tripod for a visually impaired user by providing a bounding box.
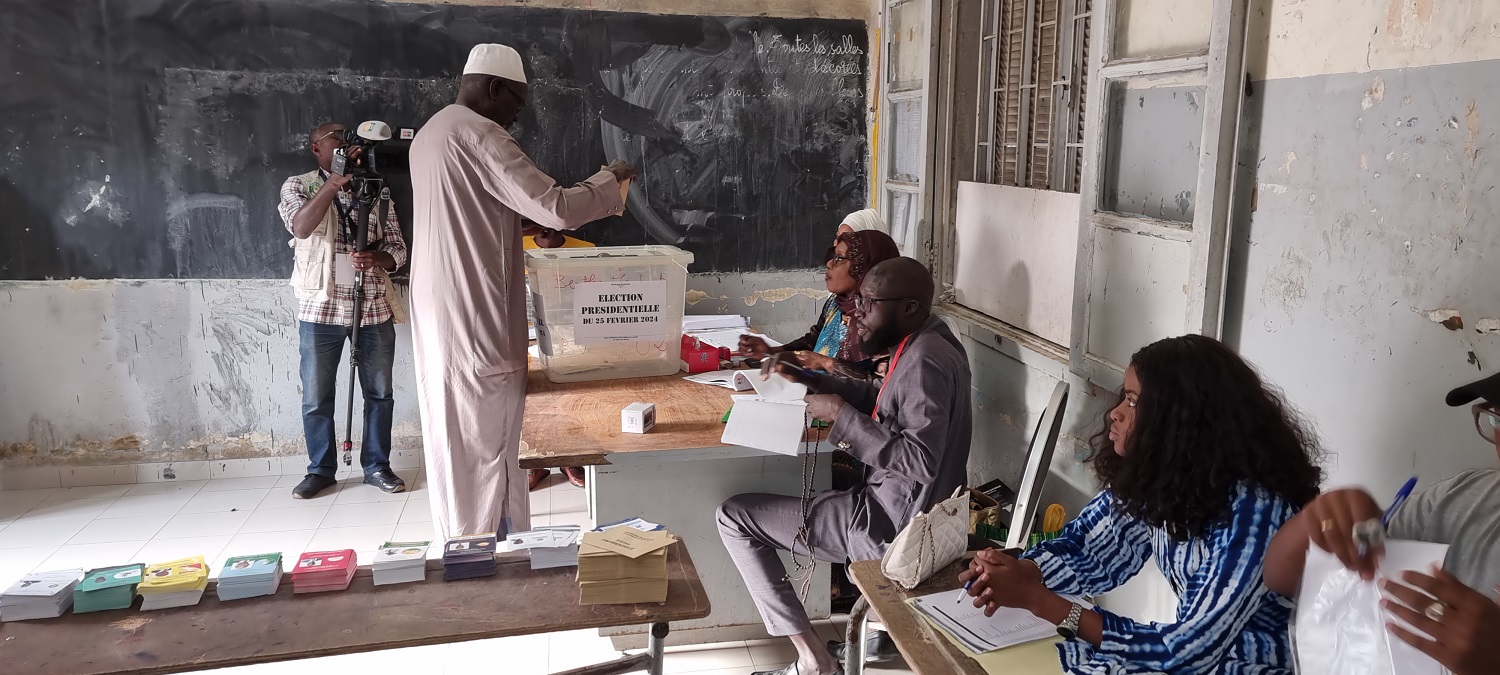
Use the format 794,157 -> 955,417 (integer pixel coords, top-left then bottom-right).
340,174 -> 392,468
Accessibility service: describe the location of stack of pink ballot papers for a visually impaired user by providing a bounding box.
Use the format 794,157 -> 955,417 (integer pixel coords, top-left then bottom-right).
290,550 -> 357,594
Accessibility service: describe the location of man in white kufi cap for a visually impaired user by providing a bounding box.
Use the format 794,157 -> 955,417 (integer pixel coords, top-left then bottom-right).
408,43 -> 638,538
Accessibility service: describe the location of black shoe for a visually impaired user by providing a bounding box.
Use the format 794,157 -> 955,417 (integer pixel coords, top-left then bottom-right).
292,474 -> 338,500
827,629 -> 897,664
364,469 -> 406,493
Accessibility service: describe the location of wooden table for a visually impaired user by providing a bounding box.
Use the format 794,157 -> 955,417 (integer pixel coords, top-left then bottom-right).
519,359 -> 833,647
520,361 -> 734,469
0,544 -> 709,675
845,558 -> 988,675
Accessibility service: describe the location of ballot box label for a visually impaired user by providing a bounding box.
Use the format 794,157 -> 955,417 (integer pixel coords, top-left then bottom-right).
573,281 -> 668,344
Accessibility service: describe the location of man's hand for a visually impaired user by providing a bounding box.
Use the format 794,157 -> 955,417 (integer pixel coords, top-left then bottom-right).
604,159 -> 639,183
1303,488 -> 1385,580
961,549 -> 1050,617
804,393 -> 844,423
350,250 -> 396,272
738,335 -> 776,357
1381,568 -> 1500,675
323,171 -> 353,192
762,353 -> 831,393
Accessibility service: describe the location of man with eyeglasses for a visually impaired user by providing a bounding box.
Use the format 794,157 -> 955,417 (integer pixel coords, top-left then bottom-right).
408,43 -> 637,540
717,257 -> 973,675
1263,372 -> 1500,675
278,122 -> 410,500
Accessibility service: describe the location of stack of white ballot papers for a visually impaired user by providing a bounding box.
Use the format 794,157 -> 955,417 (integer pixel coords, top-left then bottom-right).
683,315 -> 749,331
0,569 -> 83,621
720,371 -> 810,456
373,541 -> 431,586
502,525 -> 583,570
909,588 -> 1084,654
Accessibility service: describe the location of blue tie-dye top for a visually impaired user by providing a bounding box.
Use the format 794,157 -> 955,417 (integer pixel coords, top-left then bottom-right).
1022,482 -> 1299,674
811,300 -> 847,358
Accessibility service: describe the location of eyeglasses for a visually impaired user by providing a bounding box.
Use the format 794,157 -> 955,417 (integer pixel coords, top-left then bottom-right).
828,254 -> 851,267
1472,404 -> 1500,443
313,129 -> 346,145
853,295 -> 915,313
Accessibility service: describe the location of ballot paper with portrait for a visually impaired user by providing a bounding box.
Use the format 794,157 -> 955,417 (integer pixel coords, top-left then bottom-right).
1294,540 -> 1450,675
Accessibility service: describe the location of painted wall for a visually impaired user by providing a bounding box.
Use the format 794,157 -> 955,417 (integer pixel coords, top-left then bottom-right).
0,273 -> 823,466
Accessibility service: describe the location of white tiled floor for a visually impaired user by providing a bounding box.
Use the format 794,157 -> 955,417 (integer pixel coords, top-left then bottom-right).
0,471 -> 916,675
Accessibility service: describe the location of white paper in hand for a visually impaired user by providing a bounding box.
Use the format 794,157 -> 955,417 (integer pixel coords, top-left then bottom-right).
721,372 -> 809,456
1294,540 -> 1449,675
335,253 -> 355,286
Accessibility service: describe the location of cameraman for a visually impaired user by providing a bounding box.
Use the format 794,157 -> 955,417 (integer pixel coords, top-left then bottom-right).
278,122 -> 409,500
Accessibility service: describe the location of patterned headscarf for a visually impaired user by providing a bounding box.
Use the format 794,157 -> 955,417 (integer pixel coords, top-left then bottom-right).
832,230 -> 901,362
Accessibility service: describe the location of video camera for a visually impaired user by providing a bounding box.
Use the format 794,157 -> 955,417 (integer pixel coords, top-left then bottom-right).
331,121 -> 412,178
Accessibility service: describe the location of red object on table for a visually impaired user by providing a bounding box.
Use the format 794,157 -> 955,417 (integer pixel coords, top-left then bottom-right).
681,335 -> 727,373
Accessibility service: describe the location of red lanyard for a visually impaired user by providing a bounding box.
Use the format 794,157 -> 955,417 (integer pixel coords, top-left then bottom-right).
872,334 -> 913,420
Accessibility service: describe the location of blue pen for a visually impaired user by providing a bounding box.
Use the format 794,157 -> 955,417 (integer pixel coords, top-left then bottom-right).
1382,477 -> 1418,527
955,578 -> 974,604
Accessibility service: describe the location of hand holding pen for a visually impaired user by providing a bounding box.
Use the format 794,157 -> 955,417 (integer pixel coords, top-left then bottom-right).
1305,477 -> 1417,581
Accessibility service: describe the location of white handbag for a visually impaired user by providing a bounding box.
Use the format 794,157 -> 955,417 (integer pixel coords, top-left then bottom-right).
881,486 -> 970,590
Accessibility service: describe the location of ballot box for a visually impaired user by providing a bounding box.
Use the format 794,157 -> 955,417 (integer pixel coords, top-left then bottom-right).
525,245 -> 695,383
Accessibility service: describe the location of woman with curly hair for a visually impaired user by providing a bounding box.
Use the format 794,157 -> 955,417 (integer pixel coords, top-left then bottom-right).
738,217 -> 901,379
961,334 -> 1324,674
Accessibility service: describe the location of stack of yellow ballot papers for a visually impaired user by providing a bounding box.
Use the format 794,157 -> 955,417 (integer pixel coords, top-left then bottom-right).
576,528 -> 674,605
138,556 -> 210,610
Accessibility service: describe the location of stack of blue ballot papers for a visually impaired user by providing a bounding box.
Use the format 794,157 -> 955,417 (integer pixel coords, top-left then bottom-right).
443,533 -> 498,581
216,553 -> 283,601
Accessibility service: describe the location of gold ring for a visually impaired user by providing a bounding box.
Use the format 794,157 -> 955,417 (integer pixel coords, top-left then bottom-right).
1425,601 -> 1446,622
1320,519 -> 1338,533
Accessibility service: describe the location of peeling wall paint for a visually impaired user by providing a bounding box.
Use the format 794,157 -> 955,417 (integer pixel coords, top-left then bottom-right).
1247,0 -> 1500,81
382,0 -> 871,20
0,272 -> 813,466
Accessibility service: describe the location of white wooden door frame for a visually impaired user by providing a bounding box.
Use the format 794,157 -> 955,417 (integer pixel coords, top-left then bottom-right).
1068,0 -> 1250,386
877,0 -> 941,262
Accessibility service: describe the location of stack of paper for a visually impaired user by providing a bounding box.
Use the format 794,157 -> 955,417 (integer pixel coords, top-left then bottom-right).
909,589 -> 1077,654
596,517 -> 666,533
502,526 -> 582,570
443,534 -> 498,581
290,550 -> 357,594
216,553 -> 283,601
577,528 -> 676,605
683,370 -> 757,391
1,569 -> 83,621
74,564 -> 145,613
138,556 -> 210,610
373,541 -> 430,586
720,371 -> 810,456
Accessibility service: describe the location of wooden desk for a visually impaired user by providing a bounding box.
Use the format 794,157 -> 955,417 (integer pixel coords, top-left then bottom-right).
846,558 -> 988,675
0,544 -> 709,675
519,360 -> 832,647
520,361 -> 734,469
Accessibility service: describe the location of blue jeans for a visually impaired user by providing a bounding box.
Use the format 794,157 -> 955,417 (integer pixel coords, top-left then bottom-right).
298,320 -> 396,477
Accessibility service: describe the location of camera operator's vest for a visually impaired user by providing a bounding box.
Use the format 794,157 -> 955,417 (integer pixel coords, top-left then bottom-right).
287,169 -> 338,303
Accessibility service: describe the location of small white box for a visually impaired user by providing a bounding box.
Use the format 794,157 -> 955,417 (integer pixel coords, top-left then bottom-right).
621,402 -> 657,434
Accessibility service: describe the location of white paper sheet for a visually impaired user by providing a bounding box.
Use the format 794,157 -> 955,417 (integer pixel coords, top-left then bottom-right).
684,328 -> 782,352
721,395 -> 808,456
682,315 -> 750,331
909,589 -> 1082,654
334,253 -> 355,286
1295,540 -> 1449,675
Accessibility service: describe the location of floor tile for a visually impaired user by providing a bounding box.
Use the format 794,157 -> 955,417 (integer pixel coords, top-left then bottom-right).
305,525 -> 395,555
181,488 -> 273,514
126,480 -> 209,497
449,634 -> 548,675
275,473 -> 309,488
547,511 -> 593,530
321,501 -> 405,529
0,545 -> 63,586
17,496 -> 119,522
101,493 -> 194,518
39,540 -> 147,571
201,476 -> 283,492
71,515 -> 172,544
390,521 -> 436,542
331,482 -> 411,505
551,486 -> 588,514
398,500 -> 432,524
746,640 -> 800,667
257,483 -> 344,510
0,518 -> 91,549
660,642 -> 757,674
215,530 -> 317,571
239,506 -> 330,534
156,511 -> 252,539
42,484 -> 133,500
529,490 -> 551,516
135,535 -> 233,567
548,629 -> 630,673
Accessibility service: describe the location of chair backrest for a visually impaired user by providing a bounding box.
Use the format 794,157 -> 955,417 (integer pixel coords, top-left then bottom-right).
1005,380 -> 1070,550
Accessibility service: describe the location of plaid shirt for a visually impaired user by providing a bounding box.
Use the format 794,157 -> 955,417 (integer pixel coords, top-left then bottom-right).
278,171 -> 408,326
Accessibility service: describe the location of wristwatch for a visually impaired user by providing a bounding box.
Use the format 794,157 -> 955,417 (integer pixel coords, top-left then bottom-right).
1056,602 -> 1083,639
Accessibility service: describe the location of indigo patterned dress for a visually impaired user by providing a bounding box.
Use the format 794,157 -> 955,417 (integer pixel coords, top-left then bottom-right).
1021,482 -> 1299,674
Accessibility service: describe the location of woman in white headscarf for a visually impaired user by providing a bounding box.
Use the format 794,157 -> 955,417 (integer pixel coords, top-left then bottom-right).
836,208 -> 885,236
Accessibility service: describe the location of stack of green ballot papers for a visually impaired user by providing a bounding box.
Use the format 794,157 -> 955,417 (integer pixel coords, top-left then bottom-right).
216,553 -> 283,601
74,564 -> 145,614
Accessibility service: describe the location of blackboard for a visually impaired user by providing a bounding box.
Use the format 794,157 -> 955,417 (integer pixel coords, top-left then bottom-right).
0,0 -> 868,279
